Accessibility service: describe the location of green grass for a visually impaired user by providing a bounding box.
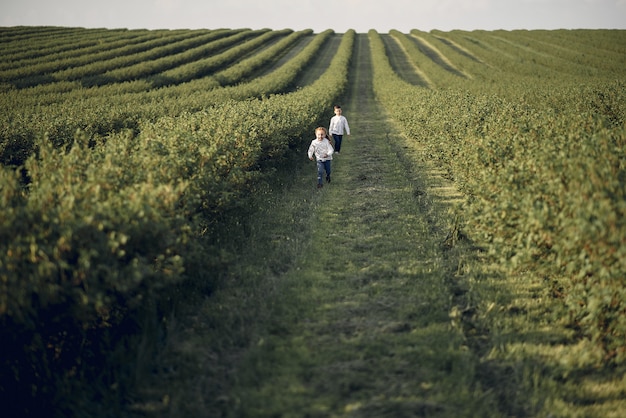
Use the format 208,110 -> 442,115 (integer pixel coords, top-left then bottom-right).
125,61 -> 503,416
124,33 -> 626,418
460,261 -> 626,418
227,117 -> 493,417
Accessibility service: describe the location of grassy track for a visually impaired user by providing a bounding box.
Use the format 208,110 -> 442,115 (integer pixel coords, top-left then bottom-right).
224,33 -> 498,417
290,33 -> 342,88
2,28 -> 625,417
380,34 -> 431,87
128,34 -> 501,417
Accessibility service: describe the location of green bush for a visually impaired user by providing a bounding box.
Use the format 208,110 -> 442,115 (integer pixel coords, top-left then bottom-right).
369,28 -> 626,365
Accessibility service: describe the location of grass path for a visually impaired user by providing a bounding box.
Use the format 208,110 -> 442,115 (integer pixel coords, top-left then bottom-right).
221,34 -> 499,417
125,32 -> 626,418
129,34 -> 501,417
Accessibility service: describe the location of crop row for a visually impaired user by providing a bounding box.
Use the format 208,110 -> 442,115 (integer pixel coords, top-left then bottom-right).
0,27 -> 152,66
50,29 -> 238,87
0,29 -> 208,85
0,30 -> 332,168
369,28 -> 626,364
0,27 -> 354,408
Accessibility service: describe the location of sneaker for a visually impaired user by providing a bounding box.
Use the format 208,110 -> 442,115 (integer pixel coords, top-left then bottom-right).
326,176 -> 331,183
317,183 -> 323,189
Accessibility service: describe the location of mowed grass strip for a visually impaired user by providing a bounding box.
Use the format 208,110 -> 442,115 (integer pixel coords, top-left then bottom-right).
128,34 -> 502,418
219,91 -> 501,416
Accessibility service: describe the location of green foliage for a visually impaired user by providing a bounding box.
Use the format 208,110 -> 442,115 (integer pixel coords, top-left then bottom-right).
2,24 -> 625,414
2,133 -> 188,324
0,26 -> 354,413
0,30 -> 333,168
151,29 -> 277,87
369,27 -> 626,365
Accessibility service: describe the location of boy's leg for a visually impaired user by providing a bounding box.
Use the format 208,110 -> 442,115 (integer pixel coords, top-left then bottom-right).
333,134 -> 343,153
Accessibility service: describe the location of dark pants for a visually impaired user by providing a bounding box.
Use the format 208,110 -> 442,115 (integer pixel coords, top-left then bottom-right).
332,134 -> 343,152
317,160 -> 331,184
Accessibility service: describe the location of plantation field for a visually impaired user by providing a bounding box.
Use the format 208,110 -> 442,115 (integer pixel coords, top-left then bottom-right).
1,26 -> 625,416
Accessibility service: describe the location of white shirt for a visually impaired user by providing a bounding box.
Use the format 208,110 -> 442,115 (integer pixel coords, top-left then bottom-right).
329,115 -> 350,136
308,138 -> 334,161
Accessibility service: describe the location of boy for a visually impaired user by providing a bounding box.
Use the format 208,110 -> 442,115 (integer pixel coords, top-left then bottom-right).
328,105 -> 350,154
308,127 -> 334,189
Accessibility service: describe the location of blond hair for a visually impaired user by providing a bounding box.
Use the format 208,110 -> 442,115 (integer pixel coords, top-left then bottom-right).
315,126 -> 330,139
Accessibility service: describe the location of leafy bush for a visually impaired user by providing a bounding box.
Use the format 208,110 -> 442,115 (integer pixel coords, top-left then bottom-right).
369,28 -> 626,365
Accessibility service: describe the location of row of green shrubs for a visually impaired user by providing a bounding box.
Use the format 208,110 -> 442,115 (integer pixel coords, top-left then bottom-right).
368,28 -> 626,364
0,28 -> 354,415
0,30 -> 332,169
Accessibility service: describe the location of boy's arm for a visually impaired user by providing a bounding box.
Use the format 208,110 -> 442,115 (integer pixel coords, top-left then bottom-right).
344,117 -> 350,135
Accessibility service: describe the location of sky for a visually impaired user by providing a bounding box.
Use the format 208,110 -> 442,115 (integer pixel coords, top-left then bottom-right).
1,0 -> 625,33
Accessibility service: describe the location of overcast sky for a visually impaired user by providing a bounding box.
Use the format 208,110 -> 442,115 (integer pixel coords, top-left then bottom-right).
1,0 -> 625,33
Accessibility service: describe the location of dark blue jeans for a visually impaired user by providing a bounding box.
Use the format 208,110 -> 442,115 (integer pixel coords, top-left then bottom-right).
317,160 -> 331,184
332,134 -> 343,152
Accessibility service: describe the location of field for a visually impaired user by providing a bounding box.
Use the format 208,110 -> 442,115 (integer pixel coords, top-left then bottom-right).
1,27 -> 625,417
